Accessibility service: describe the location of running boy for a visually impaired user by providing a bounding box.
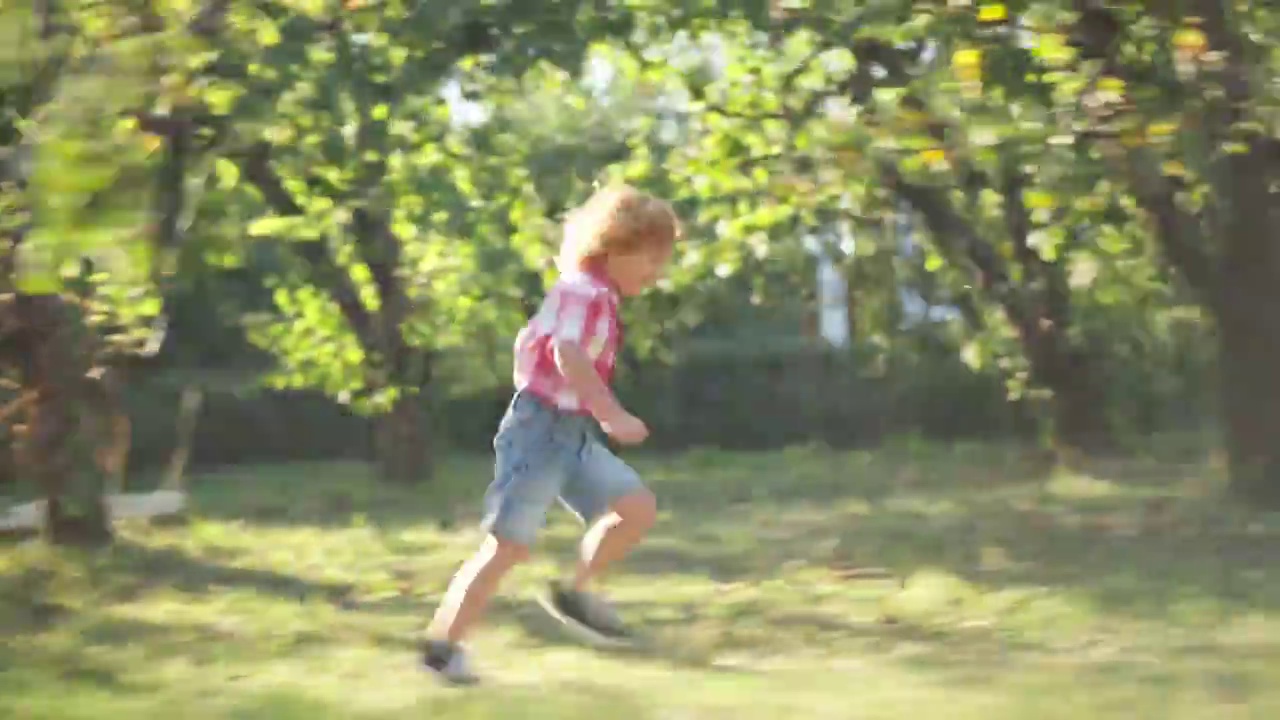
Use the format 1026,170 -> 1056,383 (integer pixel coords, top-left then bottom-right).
422,184 -> 681,684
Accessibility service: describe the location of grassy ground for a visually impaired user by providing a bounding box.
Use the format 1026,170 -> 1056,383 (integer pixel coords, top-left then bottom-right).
3,439 -> 1279,719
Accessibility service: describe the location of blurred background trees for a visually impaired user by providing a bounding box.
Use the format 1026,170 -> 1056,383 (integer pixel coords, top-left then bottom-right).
4,0 -> 1276,543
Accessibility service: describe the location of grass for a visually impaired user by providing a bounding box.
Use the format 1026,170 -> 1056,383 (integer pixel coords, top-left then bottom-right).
3,438 -> 1280,719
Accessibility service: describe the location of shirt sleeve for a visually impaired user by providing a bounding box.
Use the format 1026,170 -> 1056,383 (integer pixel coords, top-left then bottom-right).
550,286 -> 611,351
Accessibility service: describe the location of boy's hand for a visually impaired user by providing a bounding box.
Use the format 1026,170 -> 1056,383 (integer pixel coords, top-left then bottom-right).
599,411 -> 649,445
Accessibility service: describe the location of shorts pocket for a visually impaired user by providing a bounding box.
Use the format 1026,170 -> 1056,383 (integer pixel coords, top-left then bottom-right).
494,393 -> 554,450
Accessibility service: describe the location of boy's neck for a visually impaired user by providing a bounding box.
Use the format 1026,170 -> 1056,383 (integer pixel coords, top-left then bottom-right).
575,260 -> 619,294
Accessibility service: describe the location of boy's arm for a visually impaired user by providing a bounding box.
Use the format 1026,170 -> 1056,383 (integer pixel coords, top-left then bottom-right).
551,339 -> 626,422
546,288 -> 628,423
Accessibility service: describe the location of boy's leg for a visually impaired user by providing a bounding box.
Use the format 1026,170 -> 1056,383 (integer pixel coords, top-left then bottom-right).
426,534 -> 529,644
566,438 -> 657,588
424,397 -> 569,681
540,438 -> 655,642
422,535 -> 527,684
564,438 -> 656,589
570,488 -> 657,591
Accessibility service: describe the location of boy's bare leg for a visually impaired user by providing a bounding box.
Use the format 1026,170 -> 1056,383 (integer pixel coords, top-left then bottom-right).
570,491 -> 657,591
428,535 -> 528,643
539,492 -> 656,645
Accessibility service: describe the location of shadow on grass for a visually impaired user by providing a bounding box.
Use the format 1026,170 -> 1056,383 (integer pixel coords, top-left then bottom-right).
229,684 -> 662,720
421,682 -> 662,720
617,444 -> 1280,626
0,652 -> 663,720
0,617 -> 224,693
185,460 -> 483,532
176,442 -> 1279,645
0,538 -> 358,645
101,540 -> 357,600
495,597 -> 761,674
0,643 -> 145,695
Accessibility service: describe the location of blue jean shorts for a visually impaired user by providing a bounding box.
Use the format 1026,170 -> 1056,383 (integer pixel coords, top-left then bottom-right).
480,391 -> 647,546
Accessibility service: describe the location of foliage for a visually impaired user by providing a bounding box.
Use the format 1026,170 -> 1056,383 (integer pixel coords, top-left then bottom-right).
1,0 -> 202,294
574,3 -> 1221,448
7,0 -> 1277,495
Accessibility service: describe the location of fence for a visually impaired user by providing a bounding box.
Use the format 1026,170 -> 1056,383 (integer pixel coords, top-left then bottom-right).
108,343 -> 1025,475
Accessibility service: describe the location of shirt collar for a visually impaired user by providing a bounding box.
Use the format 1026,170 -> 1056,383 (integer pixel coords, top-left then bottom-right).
571,261 -> 619,296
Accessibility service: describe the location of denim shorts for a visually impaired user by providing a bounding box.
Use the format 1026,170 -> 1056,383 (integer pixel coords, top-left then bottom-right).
480,391 -> 647,546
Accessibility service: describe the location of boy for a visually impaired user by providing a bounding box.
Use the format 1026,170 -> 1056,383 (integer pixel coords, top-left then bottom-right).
422,184 -> 681,684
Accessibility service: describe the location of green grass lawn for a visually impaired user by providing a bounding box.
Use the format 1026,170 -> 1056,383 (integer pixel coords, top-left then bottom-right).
3,440 -> 1279,719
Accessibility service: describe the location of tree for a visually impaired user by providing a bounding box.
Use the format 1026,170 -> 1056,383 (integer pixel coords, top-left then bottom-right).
597,4 -> 1128,453
0,0 -> 220,541
197,1 -> 630,483
1047,0 -> 1280,504
614,0 -> 1267,495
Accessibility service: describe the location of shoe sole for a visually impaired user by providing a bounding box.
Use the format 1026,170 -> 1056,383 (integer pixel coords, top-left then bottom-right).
420,650 -> 480,687
534,593 -> 635,649
422,663 -> 480,687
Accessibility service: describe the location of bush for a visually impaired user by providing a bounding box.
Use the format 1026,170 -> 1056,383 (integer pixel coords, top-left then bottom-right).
125,333 -> 1216,473
125,376 -> 373,474
436,340 -> 1024,453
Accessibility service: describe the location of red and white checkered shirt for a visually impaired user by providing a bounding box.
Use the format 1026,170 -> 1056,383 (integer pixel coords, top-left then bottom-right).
513,270 -> 621,414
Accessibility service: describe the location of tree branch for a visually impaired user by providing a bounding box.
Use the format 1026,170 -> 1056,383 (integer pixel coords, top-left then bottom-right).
1000,161 -> 1071,326
236,143 -> 380,351
1123,146 -> 1221,306
881,162 -> 1032,333
350,208 -> 426,387
1064,3 -> 1223,306
190,0 -> 232,38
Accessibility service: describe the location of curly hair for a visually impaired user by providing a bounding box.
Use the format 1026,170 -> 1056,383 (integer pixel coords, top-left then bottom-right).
557,184 -> 681,271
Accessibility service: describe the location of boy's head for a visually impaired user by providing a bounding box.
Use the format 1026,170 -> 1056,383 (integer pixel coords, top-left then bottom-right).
558,184 -> 681,297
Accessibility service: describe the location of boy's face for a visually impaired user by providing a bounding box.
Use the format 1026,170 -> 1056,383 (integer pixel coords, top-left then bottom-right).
606,244 -> 673,297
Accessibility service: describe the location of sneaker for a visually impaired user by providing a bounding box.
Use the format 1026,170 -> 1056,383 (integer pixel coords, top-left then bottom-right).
421,639 -> 479,685
537,580 -> 634,647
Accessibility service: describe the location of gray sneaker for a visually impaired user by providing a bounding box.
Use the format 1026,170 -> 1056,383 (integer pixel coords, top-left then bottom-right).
538,580 -> 634,647
421,639 -> 479,685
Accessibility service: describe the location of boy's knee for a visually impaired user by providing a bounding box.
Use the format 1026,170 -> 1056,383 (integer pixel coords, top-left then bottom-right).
614,490 -> 657,531
483,534 -> 533,566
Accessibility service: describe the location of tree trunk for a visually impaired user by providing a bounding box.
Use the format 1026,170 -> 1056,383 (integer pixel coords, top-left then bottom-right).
1215,134 -> 1280,507
1217,304 -> 1280,507
18,295 -> 112,546
1026,337 -> 1113,456
374,393 -> 430,485
887,164 -> 1116,456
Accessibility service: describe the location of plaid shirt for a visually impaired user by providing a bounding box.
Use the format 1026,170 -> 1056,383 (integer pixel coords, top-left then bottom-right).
513,270 -> 621,414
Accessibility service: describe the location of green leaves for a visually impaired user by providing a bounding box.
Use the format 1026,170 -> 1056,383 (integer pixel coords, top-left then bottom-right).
246,215 -> 321,240
0,0 -> 1239,453
4,10 -> 167,295
214,158 -> 240,189
211,1 -> 670,406
247,279 -> 383,409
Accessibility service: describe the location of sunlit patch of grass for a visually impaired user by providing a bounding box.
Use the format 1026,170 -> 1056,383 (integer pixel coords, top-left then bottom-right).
1045,470 -> 1125,500
2,440 -> 1278,718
